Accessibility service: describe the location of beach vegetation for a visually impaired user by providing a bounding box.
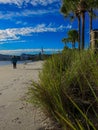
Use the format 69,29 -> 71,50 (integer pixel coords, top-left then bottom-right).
28,49 -> 98,130
28,1 -> 98,129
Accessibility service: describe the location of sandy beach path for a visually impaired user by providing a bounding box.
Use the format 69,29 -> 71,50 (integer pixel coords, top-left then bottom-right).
0,61 -> 44,130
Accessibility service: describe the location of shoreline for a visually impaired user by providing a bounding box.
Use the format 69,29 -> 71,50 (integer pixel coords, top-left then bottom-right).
0,61 -> 44,130
0,60 -> 32,66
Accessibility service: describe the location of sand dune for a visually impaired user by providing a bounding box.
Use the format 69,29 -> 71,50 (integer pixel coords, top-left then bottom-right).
0,61 -> 44,130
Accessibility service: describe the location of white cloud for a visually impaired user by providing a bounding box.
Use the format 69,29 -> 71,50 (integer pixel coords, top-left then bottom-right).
0,40 -> 26,44
21,9 -> 58,16
0,9 -> 59,20
0,0 -> 25,6
0,48 -> 62,55
16,21 -> 27,25
0,24 -> 71,42
0,11 -> 14,19
0,0 -> 60,6
30,0 -> 60,6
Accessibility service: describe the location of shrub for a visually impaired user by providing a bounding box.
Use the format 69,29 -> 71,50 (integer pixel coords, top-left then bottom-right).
29,49 -> 98,130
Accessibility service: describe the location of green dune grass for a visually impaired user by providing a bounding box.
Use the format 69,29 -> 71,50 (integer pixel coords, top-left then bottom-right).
28,49 -> 98,130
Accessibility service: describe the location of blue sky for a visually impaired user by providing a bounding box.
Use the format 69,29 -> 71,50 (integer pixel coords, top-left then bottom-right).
0,0 -> 71,55
0,0 -> 97,55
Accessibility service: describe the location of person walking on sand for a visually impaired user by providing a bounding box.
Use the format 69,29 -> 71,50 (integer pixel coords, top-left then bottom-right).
11,55 -> 17,69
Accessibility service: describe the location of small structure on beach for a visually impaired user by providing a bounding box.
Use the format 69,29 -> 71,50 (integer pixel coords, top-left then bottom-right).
90,29 -> 98,52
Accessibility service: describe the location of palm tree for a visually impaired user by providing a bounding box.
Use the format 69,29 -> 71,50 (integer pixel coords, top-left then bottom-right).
62,38 -> 70,48
88,0 -> 98,29
76,0 -> 98,49
87,0 -> 98,47
77,0 -> 87,49
61,0 -> 98,50
61,0 -> 81,50
68,30 -> 79,48
75,11 -> 81,50
62,30 -> 78,49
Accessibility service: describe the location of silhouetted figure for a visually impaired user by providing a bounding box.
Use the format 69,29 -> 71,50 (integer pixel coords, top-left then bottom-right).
39,52 -> 41,60
11,56 -> 17,69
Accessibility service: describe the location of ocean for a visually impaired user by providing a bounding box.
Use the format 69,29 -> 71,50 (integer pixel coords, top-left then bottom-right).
0,61 -> 27,66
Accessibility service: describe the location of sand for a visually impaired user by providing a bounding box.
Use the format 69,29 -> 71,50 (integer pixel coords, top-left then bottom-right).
0,61 -> 45,130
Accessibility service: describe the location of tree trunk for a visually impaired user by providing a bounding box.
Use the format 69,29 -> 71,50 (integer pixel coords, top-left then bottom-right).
90,8 -> 92,30
78,16 -> 81,50
90,8 -> 93,48
72,42 -> 75,49
81,11 -> 85,49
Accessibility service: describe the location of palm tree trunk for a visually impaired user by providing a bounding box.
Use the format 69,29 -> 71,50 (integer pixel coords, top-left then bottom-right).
72,42 -> 75,49
78,16 -> 81,50
81,11 -> 85,49
90,8 -> 92,30
90,8 -> 93,47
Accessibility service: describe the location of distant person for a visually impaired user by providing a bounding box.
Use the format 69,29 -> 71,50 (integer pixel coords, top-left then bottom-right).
39,52 -> 41,60
11,56 -> 17,69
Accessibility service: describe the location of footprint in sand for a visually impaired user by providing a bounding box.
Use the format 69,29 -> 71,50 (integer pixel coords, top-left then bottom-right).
12,117 -> 22,124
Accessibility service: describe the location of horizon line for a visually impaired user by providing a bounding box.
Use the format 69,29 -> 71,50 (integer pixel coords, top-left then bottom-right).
0,48 -> 63,55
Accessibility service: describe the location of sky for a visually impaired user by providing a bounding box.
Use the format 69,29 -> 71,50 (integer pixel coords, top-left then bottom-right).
0,0 -> 71,55
0,0 -> 97,55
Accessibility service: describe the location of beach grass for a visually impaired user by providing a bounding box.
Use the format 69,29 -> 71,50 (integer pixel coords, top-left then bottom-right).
28,49 -> 98,130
